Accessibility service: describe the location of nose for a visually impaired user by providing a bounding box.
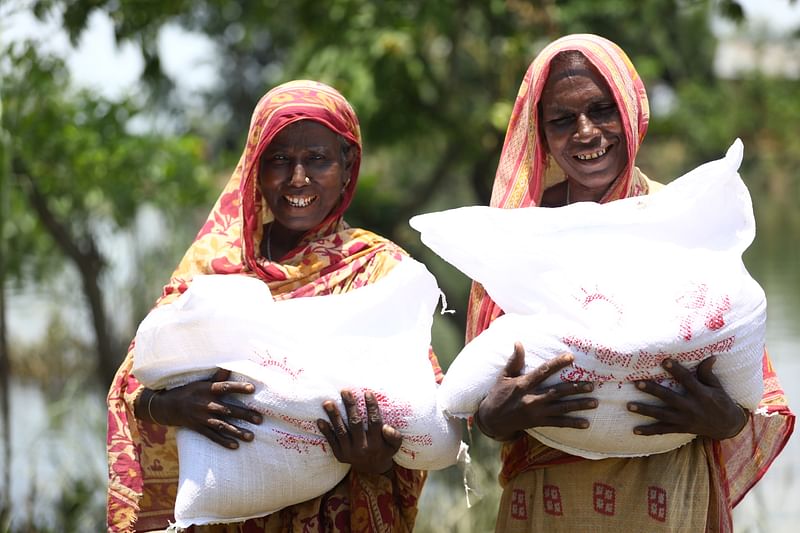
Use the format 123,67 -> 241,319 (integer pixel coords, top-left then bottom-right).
574,113 -> 600,141
288,162 -> 308,187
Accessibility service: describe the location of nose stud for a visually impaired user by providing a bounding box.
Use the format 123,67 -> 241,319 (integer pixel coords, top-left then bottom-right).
304,176 -> 311,184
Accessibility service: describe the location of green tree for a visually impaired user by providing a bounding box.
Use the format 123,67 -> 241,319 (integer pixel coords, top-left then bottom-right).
2,43 -> 214,384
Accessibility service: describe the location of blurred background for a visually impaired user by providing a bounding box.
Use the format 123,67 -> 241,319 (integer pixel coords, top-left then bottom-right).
1,0 -> 798,531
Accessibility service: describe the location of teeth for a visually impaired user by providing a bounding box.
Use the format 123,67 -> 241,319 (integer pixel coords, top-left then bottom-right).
576,147 -> 608,160
285,195 -> 317,208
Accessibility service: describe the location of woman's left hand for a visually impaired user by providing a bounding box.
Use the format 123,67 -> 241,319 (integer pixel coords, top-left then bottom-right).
627,356 -> 748,440
317,389 -> 402,475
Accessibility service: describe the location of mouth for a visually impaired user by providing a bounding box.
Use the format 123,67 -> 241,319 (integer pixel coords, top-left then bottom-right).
284,195 -> 318,208
574,145 -> 610,161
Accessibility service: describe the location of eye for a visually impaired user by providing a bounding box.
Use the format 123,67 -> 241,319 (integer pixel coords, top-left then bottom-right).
589,103 -> 619,121
266,153 -> 289,164
548,115 -> 574,128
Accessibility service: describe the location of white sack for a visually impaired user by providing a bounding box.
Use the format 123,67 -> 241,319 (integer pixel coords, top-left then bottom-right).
410,139 -> 766,460
132,258 -> 462,527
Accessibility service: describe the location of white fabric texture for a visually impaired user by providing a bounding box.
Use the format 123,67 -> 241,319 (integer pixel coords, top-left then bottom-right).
410,139 -> 766,459
132,258 -> 462,526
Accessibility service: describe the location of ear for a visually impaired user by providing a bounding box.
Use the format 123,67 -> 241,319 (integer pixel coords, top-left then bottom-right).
342,143 -> 356,172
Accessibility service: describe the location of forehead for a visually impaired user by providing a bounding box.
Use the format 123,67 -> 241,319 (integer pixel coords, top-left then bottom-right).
269,120 -> 339,148
540,55 -> 613,110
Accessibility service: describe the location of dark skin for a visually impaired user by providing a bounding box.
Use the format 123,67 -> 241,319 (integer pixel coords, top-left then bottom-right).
629,356 -> 747,440
477,53 -> 748,444
317,390 -> 403,475
136,120 -> 402,474
475,342 -> 597,441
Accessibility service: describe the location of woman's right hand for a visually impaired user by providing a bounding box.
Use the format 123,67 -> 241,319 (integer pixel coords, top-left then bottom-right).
139,368 -> 263,449
475,342 -> 598,441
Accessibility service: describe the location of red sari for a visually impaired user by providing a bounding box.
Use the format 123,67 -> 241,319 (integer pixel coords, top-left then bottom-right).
107,80 -> 442,532
466,34 -> 794,532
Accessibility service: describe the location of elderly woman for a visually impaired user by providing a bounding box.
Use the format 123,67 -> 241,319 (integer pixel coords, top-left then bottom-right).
470,34 -> 794,532
106,80 -> 442,532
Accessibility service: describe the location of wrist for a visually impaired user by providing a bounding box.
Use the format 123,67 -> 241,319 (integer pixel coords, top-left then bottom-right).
145,388 -> 165,425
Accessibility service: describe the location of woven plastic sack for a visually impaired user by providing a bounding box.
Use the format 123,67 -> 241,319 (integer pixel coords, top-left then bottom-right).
410,139 -> 766,459
132,258 -> 462,527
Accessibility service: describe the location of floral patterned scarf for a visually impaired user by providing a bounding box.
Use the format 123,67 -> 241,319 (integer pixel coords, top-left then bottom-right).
107,80 -> 441,532
464,34 -> 793,532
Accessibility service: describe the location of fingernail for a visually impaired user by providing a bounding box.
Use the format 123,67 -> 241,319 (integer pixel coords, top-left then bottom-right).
579,421 -> 589,429
317,420 -> 326,431
634,429 -> 642,435
588,400 -> 598,408
663,359 -> 673,369
244,432 -> 254,441
636,381 -> 645,390
228,441 -> 238,449
583,383 -> 593,392
628,403 -> 638,412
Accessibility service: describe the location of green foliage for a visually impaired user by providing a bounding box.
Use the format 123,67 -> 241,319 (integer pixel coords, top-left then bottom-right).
2,41 -> 215,283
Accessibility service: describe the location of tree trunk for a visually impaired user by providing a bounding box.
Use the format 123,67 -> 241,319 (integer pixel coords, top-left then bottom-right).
14,158 -> 120,386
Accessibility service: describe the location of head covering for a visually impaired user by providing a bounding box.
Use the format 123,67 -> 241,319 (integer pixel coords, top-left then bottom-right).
489,33 -> 650,210
467,34 -> 652,342
157,80 -> 374,302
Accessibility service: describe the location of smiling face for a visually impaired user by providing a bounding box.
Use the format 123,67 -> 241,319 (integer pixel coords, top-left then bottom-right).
540,53 -> 628,202
258,120 -> 354,238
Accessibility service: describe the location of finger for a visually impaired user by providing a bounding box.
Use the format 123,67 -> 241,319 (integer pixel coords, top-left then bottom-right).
381,424 -> 403,451
539,397 -> 598,416
209,380 -> 255,396
316,419 -> 343,457
634,380 -> 684,406
364,391 -> 384,440
695,356 -> 723,389
661,359 -> 705,396
206,416 -> 254,442
502,342 -> 526,378
627,401 -> 678,425
520,353 -> 575,389
539,381 -> 594,398
538,416 -> 590,429
323,400 -> 350,449
632,422 -> 682,436
342,390 -> 366,449
208,401 -> 263,425
196,425 -> 240,449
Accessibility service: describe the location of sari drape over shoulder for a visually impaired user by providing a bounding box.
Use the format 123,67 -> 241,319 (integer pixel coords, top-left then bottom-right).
465,34 -> 793,532
107,81 -> 442,532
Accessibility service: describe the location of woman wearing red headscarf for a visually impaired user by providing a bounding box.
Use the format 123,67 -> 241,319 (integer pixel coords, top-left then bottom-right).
106,80 -> 442,532
469,34 -> 793,532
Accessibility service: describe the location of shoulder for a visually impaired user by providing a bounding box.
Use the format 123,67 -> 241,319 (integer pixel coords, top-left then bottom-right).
635,167 -> 665,195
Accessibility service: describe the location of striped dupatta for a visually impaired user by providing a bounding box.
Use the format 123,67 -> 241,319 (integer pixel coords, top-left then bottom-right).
465,34 -> 793,531
107,81 -> 439,532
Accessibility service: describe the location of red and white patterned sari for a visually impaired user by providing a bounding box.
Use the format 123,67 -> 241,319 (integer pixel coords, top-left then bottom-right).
466,34 -> 794,532
107,80 -> 442,532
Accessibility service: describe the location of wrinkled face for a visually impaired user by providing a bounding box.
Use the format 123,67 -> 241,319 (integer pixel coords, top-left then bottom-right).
540,55 -> 628,200
258,120 -> 353,233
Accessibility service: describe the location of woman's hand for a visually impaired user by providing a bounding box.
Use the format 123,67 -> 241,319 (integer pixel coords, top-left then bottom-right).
476,342 -> 597,441
140,368 -> 263,449
317,389 -> 402,475
627,356 -> 748,440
